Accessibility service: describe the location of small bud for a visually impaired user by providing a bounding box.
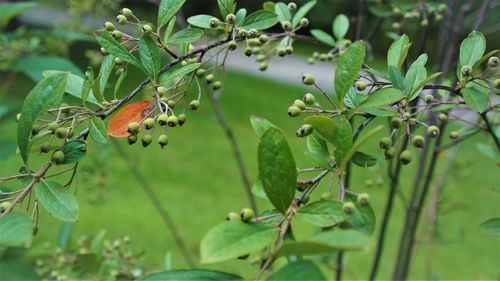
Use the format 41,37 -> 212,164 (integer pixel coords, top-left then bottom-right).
178,113 -> 186,126
143,118 -> 155,130
127,122 -> 140,134
158,134 -> 169,148
300,18 -> 309,27
240,208 -> 255,222
296,124 -> 313,137
303,93 -> 316,105
157,114 -> 169,126
128,134 -> 138,145
190,100 -> 200,110
288,2 -> 297,12
461,65 -> 472,77
424,94 -> 434,103
259,34 -> 269,44
302,74 -> 315,85
104,22 -> 115,31
427,125 -> 440,138
142,24 -> 153,35
411,135 -> 425,148
488,56 -> 499,68
356,81 -> 368,91
391,117 -> 402,129
384,147 -> 396,160
142,134 -> 153,147
16,113 -> 21,122
51,151 -> 65,165
226,13 -> 236,24
320,192 -> 332,200
212,81 -> 222,90
228,40 -> 237,51
288,106 -> 301,117
121,8 -> 133,18
379,137 -> 392,150
343,202 -> 355,215
226,212 -> 239,221
116,15 -> 127,25
282,21 -> 292,31
399,150 -> 412,165
293,99 -> 306,110
357,193 -> 370,206
209,17 -> 220,28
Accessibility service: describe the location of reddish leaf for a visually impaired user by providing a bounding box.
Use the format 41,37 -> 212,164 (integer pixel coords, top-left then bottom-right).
108,101 -> 152,138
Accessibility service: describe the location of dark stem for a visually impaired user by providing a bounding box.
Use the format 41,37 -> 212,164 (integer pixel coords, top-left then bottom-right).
480,112 -> 500,152
336,252 -> 343,281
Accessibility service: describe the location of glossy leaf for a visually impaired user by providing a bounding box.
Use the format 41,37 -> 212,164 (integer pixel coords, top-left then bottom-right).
167,28 -> 204,44
114,67 -> 128,96
97,54 -> 115,98
408,72 -> 442,101
217,0 -> 236,19
17,73 -> 68,164
13,55 -> 82,82
258,127 -> 297,213
61,140 -> 87,164
251,176 -> 268,200
387,34 -> 410,71
332,14 -> 349,39
89,118 -> 108,144
82,67 -> 94,106
267,261 -> 325,281
361,106 -> 398,117
158,0 -> 186,30
139,36 -> 161,79
310,29 -> 335,47
0,212 -> 33,247
43,71 -> 99,105
331,116 -> 353,165
462,85 -> 489,113
94,30 -> 144,71
292,1 -> 316,28
297,200 -> 344,227
158,63 -> 200,85
36,180 -> 79,222
250,115 -> 275,137
241,10 -> 278,30
351,151 -> 377,167
0,2 -> 37,28
187,15 -> 223,29
306,131 -> 331,169
340,125 -> 383,172
108,101 -> 152,138
458,31 -> 486,79
388,65 -> 404,90
235,8 -> 247,25
143,269 -> 243,280
335,41 -> 365,104
405,54 -> 428,97
304,115 -> 336,143
275,2 -> 291,24
359,88 -> 403,109
345,193 -> 376,234
200,220 -> 278,263
479,218 -> 500,236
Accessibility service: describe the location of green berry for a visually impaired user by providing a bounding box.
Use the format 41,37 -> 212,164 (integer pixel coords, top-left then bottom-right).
226,13 -> 236,24
167,115 -> 178,127
282,21 -> 292,31
212,81 -> 222,90
51,151 -> 65,165
424,94 -> 434,103
178,113 -> 186,126
55,127 -> 68,139
48,122 -> 58,133
165,100 -> 175,109
228,40 -> 237,50
142,24 -> 153,35
248,29 -> 258,38
243,47 -> 252,57
252,47 -> 261,55
114,57 -> 124,66
238,29 -> 248,38
190,100 -> 200,110
277,48 -> 287,57
438,3 -> 447,12
195,68 -> 206,77
158,134 -> 169,148
100,47 -> 108,56
307,57 -> 315,64
302,74 -> 315,85
127,134 -> 138,145
143,118 -> 155,130
240,208 -> 255,222
343,202 -> 355,215
435,14 -> 443,21
391,117 -> 402,129
31,124 -> 41,136
420,19 -> 428,27
412,135 -> 425,148
288,106 -> 301,117
438,113 -> 447,123
392,22 -> 401,30
303,93 -> 316,105
296,124 -> 313,137
104,22 -> 115,31
293,99 -> 306,110
259,62 -> 268,71
209,17 -> 220,28
356,81 -> 368,91
400,150 -> 412,165
112,30 -> 122,40
157,114 -> 169,126
319,53 -> 327,61
285,46 -> 294,55
488,56 -> 498,68
288,2 -> 297,12
116,15 -> 127,25
157,86 -> 167,96
300,18 -> 309,27
449,131 -> 459,139
320,192 -> 332,200
40,142 -> 51,153
427,125 -> 440,138
127,122 -> 140,134
205,74 -> 214,83
495,79 -> 500,89
121,8 -> 133,18
357,193 -> 370,206
392,7 -> 401,16
461,65 -> 472,77
259,34 -> 269,44
379,137 -> 392,150
226,212 -> 239,221
384,147 -> 396,160
141,134 -> 153,147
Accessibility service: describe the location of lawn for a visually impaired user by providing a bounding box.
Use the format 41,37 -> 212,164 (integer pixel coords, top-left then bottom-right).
0,68 -> 498,280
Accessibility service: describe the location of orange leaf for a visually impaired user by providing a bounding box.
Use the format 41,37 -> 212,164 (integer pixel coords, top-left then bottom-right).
108,101 -> 153,138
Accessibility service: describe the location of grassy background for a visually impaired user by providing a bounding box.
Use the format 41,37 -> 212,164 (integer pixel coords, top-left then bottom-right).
0,68 -> 499,280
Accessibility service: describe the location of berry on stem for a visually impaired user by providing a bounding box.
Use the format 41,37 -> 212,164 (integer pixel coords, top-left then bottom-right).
427,125 -> 440,138
127,122 -> 140,134
143,118 -> 155,130
384,147 -> 396,160
167,115 -> 178,127
142,134 -> 153,147
240,208 -> 254,222
400,150 -> 412,165
189,100 -> 200,110
288,106 -> 301,117
178,113 -> 186,126
116,15 -> 127,25
343,202 -> 355,214
51,151 -> 65,165
302,74 -> 315,85
296,124 -> 313,137
379,137 -> 392,150
226,212 -> 239,221
293,99 -> 306,110
157,114 -> 169,126
303,93 -> 316,105
158,134 -> 169,148
357,193 -> 370,206
412,135 -> 425,148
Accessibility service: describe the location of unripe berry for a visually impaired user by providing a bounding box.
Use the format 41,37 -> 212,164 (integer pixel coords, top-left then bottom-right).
205,74 -> 214,83
356,81 -> 368,91
320,192 -> 332,201
293,99 -> 306,110
495,79 -> 500,89
259,62 -> 268,71
100,47 -> 108,56
189,100 -> 200,110
435,14 -> 443,21
238,29 -> 248,38
399,150 -> 412,165
142,24 -> 153,35
420,19 -> 428,27
167,99 -> 176,109
392,7 -> 401,16
128,134 -> 138,145
195,68 -> 206,77
392,22 -> 401,30
288,2 -> 297,12
40,142 -> 51,153
116,15 -> 127,25
141,134 -> 153,147
259,34 -> 269,44
104,22 -> 115,31
31,124 -> 41,136
318,53 -> 327,61
252,47 -> 261,55
288,106 -> 301,117
461,65 -> 472,77
438,3 -> 447,12
391,117 -> 402,129
209,17 -> 220,28
277,48 -> 287,57
212,81 -> 222,90
143,118 -> 155,130
427,125 -> 440,138
343,202 -> 355,215
244,47 -> 252,57
248,29 -> 258,38
307,57 -> 315,64
303,93 -> 316,105
282,21 -> 292,31
488,56 -> 499,68
167,115 -> 178,127
228,40 -> 237,50
240,208 -> 254,222
438,113 -> 447,123
449,131 -> 459,139
127,122 -> 140,134
157,86 -> 167,96
285,46 -> 294,55
384,147 -> 396,160
296,124 -> 313,137
424,94 -> 434,103
52,151 -> 65,165
157,114 -> 169,126
379,137 -> 392,150
412,135 -> 425,148
48,122 -> 58,133
226,13 -> 236,24
302,74 -> 315,85
55,127 -> 68,139
226,212 -> 239,221
300,18 -> 309,27
158,134 -> 169,148
357,193 -> 370,206
114,57 -> 124,66
121,8 -> 133,18
178,113 -> 186,126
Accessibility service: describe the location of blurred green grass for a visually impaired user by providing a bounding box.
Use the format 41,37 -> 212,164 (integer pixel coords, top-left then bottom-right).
0,69 -> 498,280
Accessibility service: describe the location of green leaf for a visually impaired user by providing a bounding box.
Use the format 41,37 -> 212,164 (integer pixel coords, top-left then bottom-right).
97,54 -> 115,98
43,70 -> 100,105
267,261 -> 325,281
407,72 -> 442,101
12,55 -> 82,82
0,212 -> 33,247
17,73 -> 68,164
61,140 -> 87,164
90,230 -> 106,254
57,222 -> 74,250
89,118 -> 108,144
332,14 -> 349,40
306,131 -> 331,169
351,151 -> 377,167
297,200 -> 344,227
143,269 -> 242,280
275,2 -> 291,24
479,218 -> 500,236
340,125 -> 383,172
251,176 -> 268,200
331,116 -> 353,165
292,1 -> 316,28
139,36 -> 161,79
241,10 -> 278,30
388,65 -> 404,90
462,84 -> 489,113
310,29 -> 335,47
0,2 -> 37,28
458,31 -> 486,78
345,193 -> 376,234
361,106 -> 398,117
36,180 -> 79,222
235,8 -> 247,26
405,54 -> 428,97
187,15 -> 223,29
387,34 -> 410,71
304,115 -> 336,143
217,0 -> 236,19
158,0 -> 186,30
82,67 -> 94,107
359,88 -> 404,109
158,63 -> 200,85
335,41 -> 365,104
114,67 -> 128,96
258,127 -> 297,213
167,28 -> 204,44
200,220 -> 278,263
94,30 -> 144,71
250,115 -> 275,137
